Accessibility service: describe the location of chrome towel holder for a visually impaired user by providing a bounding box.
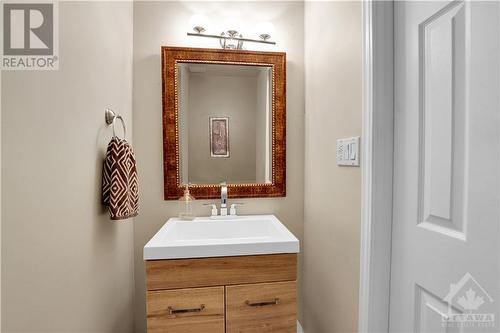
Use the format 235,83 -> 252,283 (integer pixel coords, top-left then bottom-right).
105,108 -> 127,139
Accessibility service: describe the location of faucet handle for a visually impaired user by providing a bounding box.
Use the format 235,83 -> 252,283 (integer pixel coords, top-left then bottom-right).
230,203 -> 244,216
203,203 -> 218,217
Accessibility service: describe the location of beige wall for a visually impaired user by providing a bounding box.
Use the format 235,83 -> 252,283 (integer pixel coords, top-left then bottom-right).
303,2 -> 362,333
0,51 -> 2,332
187,74 -> 257,184
1,2 -> 135,332
133,1 -> 305,331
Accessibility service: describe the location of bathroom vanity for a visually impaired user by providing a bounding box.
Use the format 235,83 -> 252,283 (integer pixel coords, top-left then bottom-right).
149,46 -> 295,332
144,215 -> 299,333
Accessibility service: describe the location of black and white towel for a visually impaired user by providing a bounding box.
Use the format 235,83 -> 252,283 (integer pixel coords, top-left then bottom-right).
102,137 -> 138,220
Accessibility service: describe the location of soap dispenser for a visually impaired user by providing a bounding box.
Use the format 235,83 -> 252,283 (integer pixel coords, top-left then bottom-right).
178,184 -> 195,220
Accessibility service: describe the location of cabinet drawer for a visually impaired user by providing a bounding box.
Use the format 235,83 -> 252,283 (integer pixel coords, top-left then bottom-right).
146,286 -> 224,333
146,254 -> 297,290
226,281 -> 297,333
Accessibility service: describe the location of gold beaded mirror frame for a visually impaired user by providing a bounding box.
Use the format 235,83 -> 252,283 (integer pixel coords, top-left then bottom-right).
162,46 -> 286,200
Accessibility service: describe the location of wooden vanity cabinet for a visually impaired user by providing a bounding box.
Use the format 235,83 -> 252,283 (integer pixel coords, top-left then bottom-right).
145,253 -> 297,333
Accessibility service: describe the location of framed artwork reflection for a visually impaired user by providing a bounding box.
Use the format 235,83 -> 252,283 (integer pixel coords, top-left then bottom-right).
209,117 -> 230,158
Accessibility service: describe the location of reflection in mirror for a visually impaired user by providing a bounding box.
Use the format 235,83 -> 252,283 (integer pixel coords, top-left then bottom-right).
177,63 -> 273,185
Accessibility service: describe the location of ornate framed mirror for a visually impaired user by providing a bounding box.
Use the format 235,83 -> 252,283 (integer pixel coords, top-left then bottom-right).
162,46 -> 286,199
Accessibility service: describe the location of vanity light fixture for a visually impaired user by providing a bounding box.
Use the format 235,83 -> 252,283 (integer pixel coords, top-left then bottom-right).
187,16 -> 276,49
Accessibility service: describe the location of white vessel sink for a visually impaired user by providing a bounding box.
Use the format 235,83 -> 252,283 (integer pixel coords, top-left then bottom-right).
143,215 -> 299,260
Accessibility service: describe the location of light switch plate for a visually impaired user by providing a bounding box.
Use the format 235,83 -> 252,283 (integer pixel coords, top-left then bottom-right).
336,136 -> 360,166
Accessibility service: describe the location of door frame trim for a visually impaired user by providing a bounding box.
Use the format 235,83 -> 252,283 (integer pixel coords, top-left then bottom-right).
359,0 -> 394,332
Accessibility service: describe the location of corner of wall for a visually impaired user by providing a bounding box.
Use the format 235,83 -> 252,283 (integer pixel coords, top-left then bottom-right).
0,57 -> 3,333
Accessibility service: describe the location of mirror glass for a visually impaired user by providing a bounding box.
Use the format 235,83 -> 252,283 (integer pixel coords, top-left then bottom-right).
177,62 -> 273,185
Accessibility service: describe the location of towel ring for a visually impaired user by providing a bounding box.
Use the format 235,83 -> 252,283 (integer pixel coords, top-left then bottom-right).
105,108 -> 127,139
113,115 -> 126,139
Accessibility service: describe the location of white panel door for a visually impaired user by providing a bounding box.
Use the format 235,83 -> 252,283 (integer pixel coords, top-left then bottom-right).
390,1 -> 500,332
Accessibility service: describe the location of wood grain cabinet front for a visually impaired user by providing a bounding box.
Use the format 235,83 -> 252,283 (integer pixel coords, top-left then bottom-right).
146,286 -> 225,333
145,254 -> 297,333
225,281 -> 297,333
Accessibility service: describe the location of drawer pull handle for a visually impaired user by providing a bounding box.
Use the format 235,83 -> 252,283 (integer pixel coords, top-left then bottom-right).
168,304 -> 205,315
245,298 -> 280,307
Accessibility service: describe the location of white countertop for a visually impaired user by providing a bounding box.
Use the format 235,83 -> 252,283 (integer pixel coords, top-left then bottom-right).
143,215 -> 299,260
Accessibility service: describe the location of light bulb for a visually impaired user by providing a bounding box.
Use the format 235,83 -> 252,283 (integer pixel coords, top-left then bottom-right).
189,14 -> 208,33
256,21 -> 275,40
223,17 -> 242,34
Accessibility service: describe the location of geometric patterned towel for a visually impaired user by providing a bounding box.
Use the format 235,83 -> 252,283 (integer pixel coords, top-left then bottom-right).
102,137 -> 139,220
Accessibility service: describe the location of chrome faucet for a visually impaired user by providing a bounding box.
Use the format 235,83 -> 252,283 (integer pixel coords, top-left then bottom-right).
204,183 -> 245,217
220,182 -> 228,216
